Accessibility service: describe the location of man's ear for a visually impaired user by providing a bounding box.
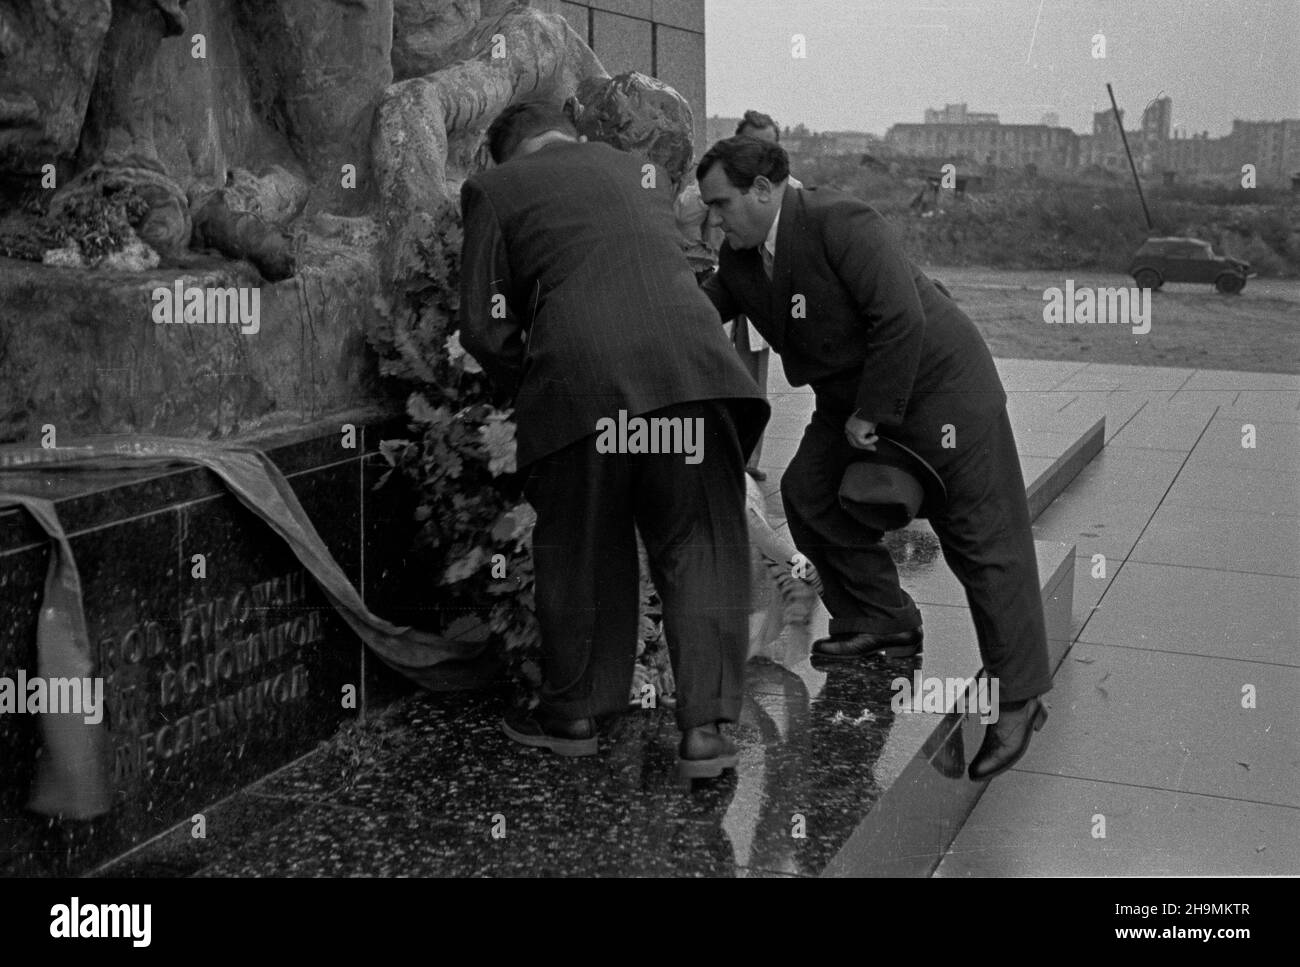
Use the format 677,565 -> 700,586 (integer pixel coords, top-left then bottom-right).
751,175 -> 774,199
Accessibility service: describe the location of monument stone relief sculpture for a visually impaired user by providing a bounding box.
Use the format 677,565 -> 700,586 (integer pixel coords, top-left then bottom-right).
375,1 -> 609,288
0,0 -> 699,441
49,0 -> 196,263
0,1 -> 113,176
0,0 -> 775,877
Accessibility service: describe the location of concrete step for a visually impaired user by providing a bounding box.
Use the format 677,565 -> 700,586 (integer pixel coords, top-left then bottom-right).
818,537 -> 1073,877
813,394 -> 1102,876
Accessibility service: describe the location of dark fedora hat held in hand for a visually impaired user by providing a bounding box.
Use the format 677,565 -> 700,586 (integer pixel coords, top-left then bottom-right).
838,436 -> 946,531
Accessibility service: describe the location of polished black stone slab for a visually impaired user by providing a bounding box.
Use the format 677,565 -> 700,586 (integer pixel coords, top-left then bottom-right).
0,408 -> 405,553
0,541 -> 48,875
0,410 -> 417,876
93,659 -> 976,877
85,790 -> 311,879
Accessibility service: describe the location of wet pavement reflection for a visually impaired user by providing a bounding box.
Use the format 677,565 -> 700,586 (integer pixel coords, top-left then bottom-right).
103,636 -> 983,877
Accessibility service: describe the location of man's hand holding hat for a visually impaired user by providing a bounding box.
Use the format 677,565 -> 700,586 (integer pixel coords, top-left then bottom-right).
844,412 -> 878,451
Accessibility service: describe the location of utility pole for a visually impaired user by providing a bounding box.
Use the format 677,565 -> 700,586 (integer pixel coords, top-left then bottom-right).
1107,82 -> 1154,231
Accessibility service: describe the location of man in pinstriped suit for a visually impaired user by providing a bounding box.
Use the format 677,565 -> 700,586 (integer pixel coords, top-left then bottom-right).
459,100 -> 769,778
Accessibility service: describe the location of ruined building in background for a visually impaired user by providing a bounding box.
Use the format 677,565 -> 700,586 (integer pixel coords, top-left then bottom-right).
875,99 -> 1299,186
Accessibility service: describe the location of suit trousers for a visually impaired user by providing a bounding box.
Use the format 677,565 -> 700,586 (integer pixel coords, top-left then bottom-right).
781,405 -> 1052,702
522,399 -> 752,730
731,316 -> 770,469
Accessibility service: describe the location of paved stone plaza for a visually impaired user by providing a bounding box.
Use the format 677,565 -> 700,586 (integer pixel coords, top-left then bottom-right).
939,361 -> 1300,876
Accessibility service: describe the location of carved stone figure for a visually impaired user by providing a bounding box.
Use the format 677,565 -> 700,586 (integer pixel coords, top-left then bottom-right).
0,0 -> 696,440
48,0 -> 195,257
575,71 -> 696,194
0,0 -> 113,175
375,2 -> 609,285
393,0 -> 483,81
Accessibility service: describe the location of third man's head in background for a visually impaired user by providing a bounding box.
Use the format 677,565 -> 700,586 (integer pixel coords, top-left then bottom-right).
735,110 -> 782,144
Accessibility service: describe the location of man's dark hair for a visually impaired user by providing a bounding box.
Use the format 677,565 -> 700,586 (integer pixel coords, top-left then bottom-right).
696,136 -> 790,191
486,99 -> 577,164
735,110 -> 780,141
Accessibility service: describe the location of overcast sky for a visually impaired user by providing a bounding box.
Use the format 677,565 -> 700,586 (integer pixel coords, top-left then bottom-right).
705,0 -> 1298,136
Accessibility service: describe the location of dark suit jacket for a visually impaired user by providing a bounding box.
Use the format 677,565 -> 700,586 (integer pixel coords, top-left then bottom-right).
460,140 -> 769,468
703,184 -> 1007,466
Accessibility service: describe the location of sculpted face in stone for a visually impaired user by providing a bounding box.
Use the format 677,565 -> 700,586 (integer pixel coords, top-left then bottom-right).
393,0 -> 482,80
575,72 -> 695,193
0,0 -> 112,174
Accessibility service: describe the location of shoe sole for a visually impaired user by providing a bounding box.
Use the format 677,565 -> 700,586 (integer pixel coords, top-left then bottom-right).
677,754 -> 739,779
968,704 -> 1048,781
501,720 -> 598,757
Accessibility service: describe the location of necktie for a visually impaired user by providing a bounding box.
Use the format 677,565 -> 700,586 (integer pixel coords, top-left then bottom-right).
761,245 -> 774,281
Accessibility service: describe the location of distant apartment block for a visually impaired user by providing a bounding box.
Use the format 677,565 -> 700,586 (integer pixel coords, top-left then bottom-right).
1217,118 -> 1300,185
704,99 -> 1298,187
887,98 -> 1300,185
1081,98 -> 1300,185
887,121 -> 1078,170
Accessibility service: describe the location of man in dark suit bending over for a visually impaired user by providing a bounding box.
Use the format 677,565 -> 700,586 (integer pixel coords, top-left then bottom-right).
698,136 -> 1051,780
459,103 -> 769,778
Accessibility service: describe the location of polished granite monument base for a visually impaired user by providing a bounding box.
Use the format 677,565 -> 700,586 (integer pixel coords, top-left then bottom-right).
0,409 -> 424,876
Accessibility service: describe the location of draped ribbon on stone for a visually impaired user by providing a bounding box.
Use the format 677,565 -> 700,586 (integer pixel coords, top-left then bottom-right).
0,493 -> 113,819
0,436 -> 493,818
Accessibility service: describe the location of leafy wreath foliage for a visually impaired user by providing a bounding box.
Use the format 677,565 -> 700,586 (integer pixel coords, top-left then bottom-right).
54,186 -> 150,262
0,186 -> 149,263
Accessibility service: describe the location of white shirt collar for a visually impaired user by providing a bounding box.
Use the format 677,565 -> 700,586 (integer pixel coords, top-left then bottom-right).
764,187 -> 785,259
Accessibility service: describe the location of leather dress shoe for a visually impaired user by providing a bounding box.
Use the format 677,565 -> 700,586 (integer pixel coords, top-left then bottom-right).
677,724 -> 738,779
967,696 -> 1047,781
502,707 -> 598,756
812,627 -> 923,659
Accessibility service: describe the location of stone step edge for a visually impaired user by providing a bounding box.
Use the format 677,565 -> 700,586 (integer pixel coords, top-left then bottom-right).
820,538 -> 1076,878
1027,416 -> 1106,520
